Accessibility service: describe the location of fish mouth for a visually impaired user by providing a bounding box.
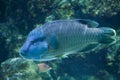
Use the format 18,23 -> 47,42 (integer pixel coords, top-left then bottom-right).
19,50 -> 40,60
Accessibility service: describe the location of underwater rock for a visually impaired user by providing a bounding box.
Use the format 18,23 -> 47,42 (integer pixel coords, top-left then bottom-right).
57,73 -> 76,80
69,0 -> 120,17
0,23 -> 24,64
1,58 -> 42,80
105,43 -> 120,79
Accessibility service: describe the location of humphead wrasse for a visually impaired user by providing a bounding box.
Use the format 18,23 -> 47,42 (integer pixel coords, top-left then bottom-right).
19,19 -> 116,61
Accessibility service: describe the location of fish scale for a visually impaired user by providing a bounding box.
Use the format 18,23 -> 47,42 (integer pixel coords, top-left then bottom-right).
43,21 -> 90,55
19,19 -> 116,61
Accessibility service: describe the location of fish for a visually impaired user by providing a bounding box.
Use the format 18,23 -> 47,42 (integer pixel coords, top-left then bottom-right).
19,19 -> 116,61
37,63 -> 52,73
37,63 -> 53,80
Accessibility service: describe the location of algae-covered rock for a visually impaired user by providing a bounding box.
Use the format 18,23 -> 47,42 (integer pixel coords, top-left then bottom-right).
69,0 -> 120,17
0,23 -> 24,63
1,58 -> 42,80
57,73 -> 76,80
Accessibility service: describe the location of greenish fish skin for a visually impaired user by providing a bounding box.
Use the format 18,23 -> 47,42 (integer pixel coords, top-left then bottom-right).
19,19 -> 116,61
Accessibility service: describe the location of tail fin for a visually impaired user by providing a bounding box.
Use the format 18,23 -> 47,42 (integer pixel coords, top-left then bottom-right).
99,27 -> 116,44
116,29 -> 120,44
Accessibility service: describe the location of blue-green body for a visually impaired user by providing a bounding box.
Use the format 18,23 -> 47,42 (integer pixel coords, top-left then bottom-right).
19,19 -> 116,61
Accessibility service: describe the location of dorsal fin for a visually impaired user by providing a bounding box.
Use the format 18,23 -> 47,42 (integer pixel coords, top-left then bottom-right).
75,19 -> 99,28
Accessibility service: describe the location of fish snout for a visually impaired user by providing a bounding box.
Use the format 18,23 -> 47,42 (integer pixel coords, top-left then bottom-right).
19,41 -> 31,56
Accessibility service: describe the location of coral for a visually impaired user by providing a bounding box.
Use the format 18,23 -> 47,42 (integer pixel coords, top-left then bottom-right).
68,0 -> 120,17
0,22 -> 24,63
57,73 -> 76,80
1,58 -> 42,80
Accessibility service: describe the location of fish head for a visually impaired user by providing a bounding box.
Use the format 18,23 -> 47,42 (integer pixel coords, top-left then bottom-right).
19,31 -> 49,61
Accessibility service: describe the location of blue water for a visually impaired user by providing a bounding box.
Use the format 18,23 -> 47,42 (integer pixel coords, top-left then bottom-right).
0,0 -> 120,80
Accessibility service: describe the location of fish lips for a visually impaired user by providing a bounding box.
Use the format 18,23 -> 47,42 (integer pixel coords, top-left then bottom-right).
19,42 -> 48,61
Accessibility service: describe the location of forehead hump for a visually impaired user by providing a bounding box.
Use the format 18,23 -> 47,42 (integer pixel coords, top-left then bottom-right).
27,27 -> 45,41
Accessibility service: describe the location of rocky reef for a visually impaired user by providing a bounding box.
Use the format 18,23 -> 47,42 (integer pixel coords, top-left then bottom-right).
1,58 -> 41,80
0,0 -> 120,80
68,0 -> 120,17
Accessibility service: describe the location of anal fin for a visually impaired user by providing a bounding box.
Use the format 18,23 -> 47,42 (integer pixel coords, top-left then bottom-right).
80,43 -> 100,52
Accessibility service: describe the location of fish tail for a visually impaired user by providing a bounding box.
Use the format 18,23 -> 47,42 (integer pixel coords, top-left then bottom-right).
99,27 -> 116,44
115,29 -> 120,43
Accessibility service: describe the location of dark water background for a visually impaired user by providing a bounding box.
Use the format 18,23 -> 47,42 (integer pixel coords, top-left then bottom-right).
0,0 -> 120,80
